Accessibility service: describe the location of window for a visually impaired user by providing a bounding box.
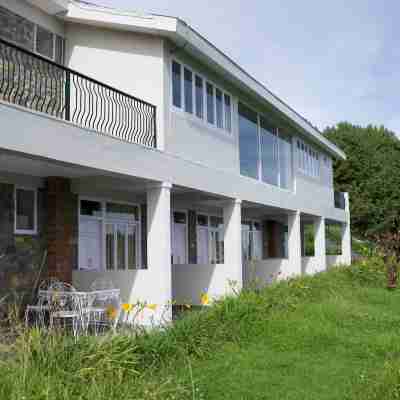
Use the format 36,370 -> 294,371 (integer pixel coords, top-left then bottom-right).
216,88 -> 223,129
172,61 -> 182,108
36,26 -> 54,59
0,6 -> 65,63
297,139 -> 320,178
172,211 -> 188,264
196,214 -> 224,264
172,60 -> 232,132
195,75 -> 204,119
238,103 -> 259,179
224,94 -> 232,132
242,221 -> 262,261
79,199 -> 141,271
184,68 -> 193,114
239,102 -> 293,189
206,82 -> 215,124
15,188 -> 37,234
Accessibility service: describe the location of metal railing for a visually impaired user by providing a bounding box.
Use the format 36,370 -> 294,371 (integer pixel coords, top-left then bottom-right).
334,191 -> 346,210
0,37 -> 157,148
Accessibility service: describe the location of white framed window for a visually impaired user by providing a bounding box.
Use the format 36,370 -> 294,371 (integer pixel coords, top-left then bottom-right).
241,221 -> 262,261
171,59 -> 232,133
14,187 -> 37,235
297,139 -> 320,178
196,214 -> 224,264
172,211 -> 188,265
78,198 -> 141,271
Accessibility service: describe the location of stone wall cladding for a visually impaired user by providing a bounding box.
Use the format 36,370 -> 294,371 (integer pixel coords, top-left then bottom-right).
0,183 -> 47,304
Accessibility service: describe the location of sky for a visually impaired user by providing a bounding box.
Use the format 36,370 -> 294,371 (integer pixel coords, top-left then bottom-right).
92,0 -> 399,134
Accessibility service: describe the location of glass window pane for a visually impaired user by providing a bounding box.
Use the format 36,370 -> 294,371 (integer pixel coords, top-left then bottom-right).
174,211 -> 187,224
216,89 -> 223,128
184,68 -> 193,113
106,203 -> 138,221
80,200 -> 102,217
0,6 -> 34,51
238,103 -> 259,179
127,225 -> 137,269
197,214 -> 208,227
260,117 -> 279,186
55,35 -> 64,64
172,61 -> 182,108
206,82 -> 215,124
224,94 -> 231,132
16,189 -> 35,231
117,224 -> 126,270
106,223 -> 114,270
195,75 -> 204,119
36,26 -> 54,59
279,132 -> 292,189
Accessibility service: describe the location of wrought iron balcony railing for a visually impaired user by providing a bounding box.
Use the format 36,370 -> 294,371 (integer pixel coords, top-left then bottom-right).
334,191 -> 346,210
0,37 -> 157,148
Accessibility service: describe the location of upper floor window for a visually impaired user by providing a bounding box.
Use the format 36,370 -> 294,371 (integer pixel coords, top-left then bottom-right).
15,187 -> 37,235
297,139 -> 320,178
239,102 -> 293,190
0,5 -> 65,64
172,60 -> 232,133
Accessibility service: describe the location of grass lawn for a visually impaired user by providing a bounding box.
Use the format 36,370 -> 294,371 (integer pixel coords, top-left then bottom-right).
2,257 -> 400,399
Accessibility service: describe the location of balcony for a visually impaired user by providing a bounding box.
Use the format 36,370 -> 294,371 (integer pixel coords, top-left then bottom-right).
334,191 -> 346,210
0,38 -> 157,148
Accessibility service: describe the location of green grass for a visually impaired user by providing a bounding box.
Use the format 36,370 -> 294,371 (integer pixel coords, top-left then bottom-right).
2,256 -> 400,399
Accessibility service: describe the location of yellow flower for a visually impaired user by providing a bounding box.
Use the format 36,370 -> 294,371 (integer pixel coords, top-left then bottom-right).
121,303 -> 133,313
200,293 -> 210,306
147,303 -> 157,311
106,305 -> 118,321
184,304 -> 192,309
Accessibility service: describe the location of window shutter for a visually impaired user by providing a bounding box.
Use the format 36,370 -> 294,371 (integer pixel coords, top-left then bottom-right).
188,210 -> 197,264
141,204 -> 147,268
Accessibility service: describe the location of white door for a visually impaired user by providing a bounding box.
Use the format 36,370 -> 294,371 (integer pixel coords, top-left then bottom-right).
79,217 -> 102,270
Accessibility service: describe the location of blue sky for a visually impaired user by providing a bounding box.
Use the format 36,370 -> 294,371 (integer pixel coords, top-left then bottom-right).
95,0 -> 399,134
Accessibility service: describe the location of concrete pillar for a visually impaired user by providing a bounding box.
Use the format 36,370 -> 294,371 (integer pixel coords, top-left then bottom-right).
341,193 -> 352,265
287,211 -> 302,278
146,182 -> 172,324
314,216 -> 327,273
223,199 -> 243,292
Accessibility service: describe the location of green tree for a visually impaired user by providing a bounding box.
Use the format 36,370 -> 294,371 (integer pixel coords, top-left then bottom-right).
324,122 -> 400,239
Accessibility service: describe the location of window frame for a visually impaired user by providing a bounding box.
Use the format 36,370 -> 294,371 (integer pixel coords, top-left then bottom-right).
297,139 -> 321,179
241,220 -> 263,261
238,100 -> 293,191
78,197 -> 142,271
171,59 -> 233,134
14,186 -> 38,235
196,212 -> 224,264
171,209 -> 189,265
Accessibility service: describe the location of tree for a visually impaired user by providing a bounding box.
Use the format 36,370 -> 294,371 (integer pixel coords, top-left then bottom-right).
324,122 -> 400,240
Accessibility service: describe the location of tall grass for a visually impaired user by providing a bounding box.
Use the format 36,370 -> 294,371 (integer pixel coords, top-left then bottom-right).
0,255 -> 392,399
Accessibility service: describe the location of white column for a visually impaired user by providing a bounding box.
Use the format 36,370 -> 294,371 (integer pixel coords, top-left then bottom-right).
287,211 -> 302,278
223,199 -> 243,292
146,182 -> 172,324
341,193 -> 352,264
314,216 -> 327,273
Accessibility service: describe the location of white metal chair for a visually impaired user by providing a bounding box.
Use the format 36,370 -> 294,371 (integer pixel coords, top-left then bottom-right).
25,277 -> 60,328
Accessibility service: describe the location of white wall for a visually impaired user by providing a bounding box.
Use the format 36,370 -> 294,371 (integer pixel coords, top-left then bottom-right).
243,259 -> 290,287
326,255 -> 348,268
301,256 -> 325,275
172,263 -> 238,305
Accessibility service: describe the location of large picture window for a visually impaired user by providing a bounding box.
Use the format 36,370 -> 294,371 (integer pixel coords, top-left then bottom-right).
239,102 -> 293,190
79,199 -> 141,271
196,214 -> 224,264
15,187 -> 37,235
172,60 -> 232,133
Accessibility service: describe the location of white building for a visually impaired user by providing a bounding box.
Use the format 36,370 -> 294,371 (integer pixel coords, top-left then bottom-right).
0,0 -> 351,323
